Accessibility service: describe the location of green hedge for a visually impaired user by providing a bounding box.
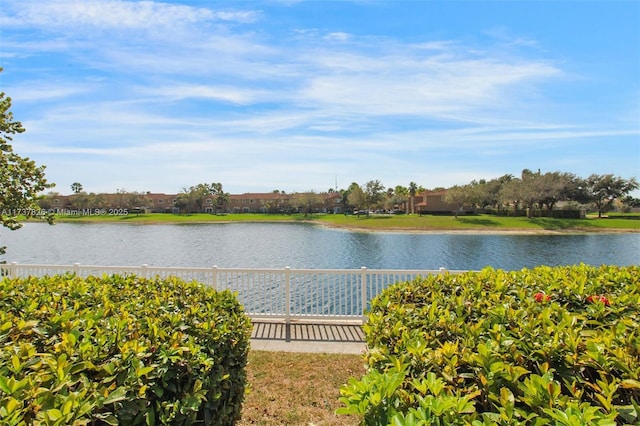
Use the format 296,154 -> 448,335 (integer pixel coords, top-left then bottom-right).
0,274 -> 252,425
339,264 -> 640,425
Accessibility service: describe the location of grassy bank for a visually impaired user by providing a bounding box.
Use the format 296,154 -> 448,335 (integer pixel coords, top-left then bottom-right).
48,212 -> 640,233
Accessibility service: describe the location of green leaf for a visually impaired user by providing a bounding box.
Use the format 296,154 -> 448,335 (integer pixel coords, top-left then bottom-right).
103,387 -> 128,405
620,379 -> 640,390
146,407 -> 156,426
136,366 -> 154,377
44,408 -> 63,421
0,375 -> 10,394
101,415 -> 119,425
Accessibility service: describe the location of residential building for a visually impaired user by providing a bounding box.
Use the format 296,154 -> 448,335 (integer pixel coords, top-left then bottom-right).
414,190 -> 457,214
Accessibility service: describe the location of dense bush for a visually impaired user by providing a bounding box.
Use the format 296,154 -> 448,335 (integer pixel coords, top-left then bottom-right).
0,274 -> 252,425
339,264 -> 640,425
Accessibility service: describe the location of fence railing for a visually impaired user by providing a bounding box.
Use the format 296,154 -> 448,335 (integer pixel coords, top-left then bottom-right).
1,263 -> 467,323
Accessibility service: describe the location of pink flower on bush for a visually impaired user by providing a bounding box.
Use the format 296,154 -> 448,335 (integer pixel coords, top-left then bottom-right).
586,295 -> 611,306
534,292 -> 551,302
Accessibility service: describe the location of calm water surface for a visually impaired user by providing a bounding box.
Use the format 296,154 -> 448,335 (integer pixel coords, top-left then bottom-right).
2,222 -> 639,270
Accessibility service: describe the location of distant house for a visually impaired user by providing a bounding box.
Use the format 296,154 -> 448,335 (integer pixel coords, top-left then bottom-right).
414,190 -> 458,214
228,193 -> 291,213
145,193 -> 177,213
40,191 -> 343,215
325,192 -> 343,214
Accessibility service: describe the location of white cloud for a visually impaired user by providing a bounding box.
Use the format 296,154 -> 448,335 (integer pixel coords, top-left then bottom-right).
299,58 -> 560,119
325,32 -> 351,41
2,0 -> 259,30
141,84 -> 270,105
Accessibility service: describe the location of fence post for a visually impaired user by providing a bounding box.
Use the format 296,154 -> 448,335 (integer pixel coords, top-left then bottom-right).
141,264 -> 148,279
361,266 -> 368,324
212,265 -> 218,290
285,266 -> 291,325
10,262 -> 18,279
73,263 -> 80,276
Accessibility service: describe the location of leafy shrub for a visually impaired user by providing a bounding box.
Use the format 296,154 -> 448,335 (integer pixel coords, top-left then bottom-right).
339,264 -> 640,425
0,274 -> 252,425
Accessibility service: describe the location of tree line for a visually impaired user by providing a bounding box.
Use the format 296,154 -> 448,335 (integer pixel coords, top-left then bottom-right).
41,169 -> 639,218
332,172 -> 639,218
442,169 -> 638,218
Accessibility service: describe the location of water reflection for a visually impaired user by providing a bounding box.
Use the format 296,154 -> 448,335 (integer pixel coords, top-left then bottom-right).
2,222 -> 639,270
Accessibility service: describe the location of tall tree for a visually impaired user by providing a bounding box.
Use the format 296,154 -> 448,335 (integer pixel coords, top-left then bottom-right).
210,182 -> 230,214
175,183 -> 211,213
1,68 -> 54,256
498,178 -> 524,215
71,182 -> 84,194
444,184 -> 480,218
292,190 -> 322,217
537,172 -> 578,214
621,195 -> 640,213
583,174 -> 639,217
475,175 -> 513,210
408,181 -> 418,214
347,182 -> 366,214
364,180 -> 385,214
393,185 -> 409,213
518,169 -> 544,218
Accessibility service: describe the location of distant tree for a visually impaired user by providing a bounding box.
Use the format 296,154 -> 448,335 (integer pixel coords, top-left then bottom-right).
211,182 -> 230,214
263,191 -> 291,214
71,192 -> 92,209
478,174 -> 514,210
583,174 -> 639,217
500,171 -> 575,215
38,192 -> 60,210
71,182 -> 83,194
364,180 -> 385,214
393,185 -> 409,213
175,183 -> 212,213
174,183 -> 231,213
498,178 -> 524,215
337,188 -> 351,214
622,195 -> 640,209
174,192 -> 190,212
86,193 -> 108,209
347,183 -> 366,214
382,187 -> 395,211
1,68 -> 54,256
292,191 -> 322,217
408,182 -> 418,214
518,169 -> 547,218
444,185 -> 468,218
537,172 -> 579,214
124,192 -> 150,210
444,184 -> 483,218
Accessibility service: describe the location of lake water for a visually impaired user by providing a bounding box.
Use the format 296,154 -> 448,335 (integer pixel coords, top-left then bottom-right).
2,222 -> 639,271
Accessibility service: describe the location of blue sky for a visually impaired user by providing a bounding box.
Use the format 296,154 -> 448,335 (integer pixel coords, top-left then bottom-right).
1,0 -> 638,195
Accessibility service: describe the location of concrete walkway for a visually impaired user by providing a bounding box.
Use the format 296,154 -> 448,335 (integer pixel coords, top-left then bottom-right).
250,320 -> 367,354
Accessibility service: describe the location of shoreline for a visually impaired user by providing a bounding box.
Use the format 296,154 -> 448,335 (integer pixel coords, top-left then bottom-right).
43,216 -> 640,235
312,221 -> 640,235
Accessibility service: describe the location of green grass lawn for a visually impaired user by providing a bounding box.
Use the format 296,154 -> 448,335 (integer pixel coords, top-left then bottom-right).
46,212 -> 640,232
326,214 -> 640,231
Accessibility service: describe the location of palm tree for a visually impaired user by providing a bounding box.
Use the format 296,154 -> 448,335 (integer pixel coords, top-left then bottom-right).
71,182 -> 83,194
408,182 -> 417,214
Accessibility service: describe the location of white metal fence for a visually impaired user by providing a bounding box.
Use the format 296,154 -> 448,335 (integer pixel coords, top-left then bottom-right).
1,263 -> 466,323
